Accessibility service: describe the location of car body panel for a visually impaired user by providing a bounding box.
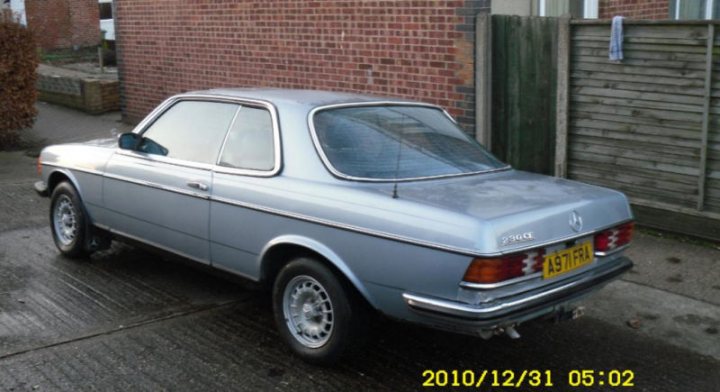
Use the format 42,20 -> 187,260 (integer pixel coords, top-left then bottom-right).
36,88 -> 634,336
102,151 -> 213,263
41,141 -> 114,221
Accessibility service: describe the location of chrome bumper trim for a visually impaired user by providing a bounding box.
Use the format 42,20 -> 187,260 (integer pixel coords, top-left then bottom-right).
594,243 -> 631,257
403,257 -> 632,322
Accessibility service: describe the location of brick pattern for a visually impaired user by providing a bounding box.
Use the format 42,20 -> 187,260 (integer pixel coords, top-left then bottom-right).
116,0 -> 489,131
599,0 -> 669,20
25,0 -> 100,49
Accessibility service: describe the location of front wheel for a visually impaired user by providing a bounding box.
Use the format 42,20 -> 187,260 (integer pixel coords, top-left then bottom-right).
50,181 -> 88,258
272,257 -> 364,364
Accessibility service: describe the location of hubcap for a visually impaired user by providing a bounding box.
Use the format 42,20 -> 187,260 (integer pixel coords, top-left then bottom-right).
282,275 -> 334,348
53,195 -> 77,246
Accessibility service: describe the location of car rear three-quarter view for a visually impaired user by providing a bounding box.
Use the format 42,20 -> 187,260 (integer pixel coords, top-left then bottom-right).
34,89 -> 634,364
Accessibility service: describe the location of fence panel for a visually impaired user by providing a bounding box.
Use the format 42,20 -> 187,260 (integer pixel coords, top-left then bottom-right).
566,20 -> 720,239
490,15 -> 559,175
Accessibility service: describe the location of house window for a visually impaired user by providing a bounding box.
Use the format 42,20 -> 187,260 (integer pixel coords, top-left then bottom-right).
538,0 -> 599,19
670,0 -> 719,19
99,1 -> 112,20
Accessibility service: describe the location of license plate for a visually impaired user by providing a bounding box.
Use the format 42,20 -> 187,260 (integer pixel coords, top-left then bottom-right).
543,241 -> 594,279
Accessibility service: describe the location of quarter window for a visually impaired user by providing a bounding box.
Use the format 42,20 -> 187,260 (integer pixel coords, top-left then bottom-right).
218,106 -> 275,171
138,100 -> 239,164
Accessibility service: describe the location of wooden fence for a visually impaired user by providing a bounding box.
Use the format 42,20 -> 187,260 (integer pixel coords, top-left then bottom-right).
477,17 -> 720,240
480,15 -> 560,174
562,20 -> 720,239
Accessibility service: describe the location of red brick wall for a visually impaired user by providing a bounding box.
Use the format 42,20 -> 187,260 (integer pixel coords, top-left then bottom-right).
25,0 -> 100,49
599,0 -> 669,20
116,0 -> 489,130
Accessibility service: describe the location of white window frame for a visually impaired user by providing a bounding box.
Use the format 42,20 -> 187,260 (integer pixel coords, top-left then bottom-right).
538,0 -> 599,19
673,0 -> 715,19
9,0 -> 26,26
583,0 -> 599,19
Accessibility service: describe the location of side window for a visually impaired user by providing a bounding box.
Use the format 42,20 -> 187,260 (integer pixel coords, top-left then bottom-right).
218,106 -> 275,171
138,101 -> 239,164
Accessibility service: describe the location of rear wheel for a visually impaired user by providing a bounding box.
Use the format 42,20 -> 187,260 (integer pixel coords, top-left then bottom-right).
272,257 -> 364,364
50,182 -> 88,258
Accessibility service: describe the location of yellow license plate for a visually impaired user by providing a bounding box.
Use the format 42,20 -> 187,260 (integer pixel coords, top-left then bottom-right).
543,241 -> 594,279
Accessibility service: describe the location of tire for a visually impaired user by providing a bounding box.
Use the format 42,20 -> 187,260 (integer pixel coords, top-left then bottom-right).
272,257 -> 364,364
50,181 -> 89,258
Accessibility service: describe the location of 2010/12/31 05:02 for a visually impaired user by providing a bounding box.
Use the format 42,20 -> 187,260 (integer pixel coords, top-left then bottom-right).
421,369 -> 635,388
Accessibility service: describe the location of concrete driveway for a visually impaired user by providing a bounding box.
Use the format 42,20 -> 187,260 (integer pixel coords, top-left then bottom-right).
0,103 -> 718,391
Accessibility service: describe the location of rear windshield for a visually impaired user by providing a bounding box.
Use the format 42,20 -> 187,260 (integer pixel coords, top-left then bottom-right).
312,105 -> 507,180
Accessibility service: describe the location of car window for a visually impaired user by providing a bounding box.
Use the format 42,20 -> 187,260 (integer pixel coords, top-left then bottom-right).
138,100 -> 239,164
218,106 -> 275,171
313,105 -> 507,180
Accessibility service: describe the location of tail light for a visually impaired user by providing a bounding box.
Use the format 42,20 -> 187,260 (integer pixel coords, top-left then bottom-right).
594,222 -> 634,253
463,249 -> 544,284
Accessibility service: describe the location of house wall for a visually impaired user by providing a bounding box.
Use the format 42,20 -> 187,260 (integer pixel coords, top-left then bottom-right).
598,0 -> 669,19
115,0 -> 489,129
25,0 -> 100,49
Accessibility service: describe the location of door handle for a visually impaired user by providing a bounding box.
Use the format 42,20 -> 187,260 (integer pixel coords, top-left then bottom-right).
186,181 -> 209,191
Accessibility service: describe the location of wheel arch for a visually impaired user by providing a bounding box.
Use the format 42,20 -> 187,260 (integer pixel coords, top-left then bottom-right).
47,168 -> 83,198
259,235 -> 377,309
46,168 -> 98,228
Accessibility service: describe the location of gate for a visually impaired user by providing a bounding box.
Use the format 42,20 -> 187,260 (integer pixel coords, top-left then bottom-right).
477,15 -> 562,175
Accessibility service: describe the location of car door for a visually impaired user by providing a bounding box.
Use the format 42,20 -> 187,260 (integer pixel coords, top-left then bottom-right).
102,99 -> 240,263
209,103 -> 280,277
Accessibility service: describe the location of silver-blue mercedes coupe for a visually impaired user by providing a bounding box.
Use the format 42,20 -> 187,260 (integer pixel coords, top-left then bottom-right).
35,89 -> 634,363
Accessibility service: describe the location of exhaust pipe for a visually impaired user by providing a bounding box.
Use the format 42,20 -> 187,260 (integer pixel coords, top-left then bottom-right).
504,325 -> 521,339
478,324 -> 521,340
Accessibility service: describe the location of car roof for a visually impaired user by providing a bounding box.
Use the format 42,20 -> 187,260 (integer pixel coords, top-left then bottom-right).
185,88 -> 425,109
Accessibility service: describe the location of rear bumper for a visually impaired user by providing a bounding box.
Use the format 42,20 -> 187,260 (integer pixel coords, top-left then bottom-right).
34,181 -> 49,197
403,256 -> 632,328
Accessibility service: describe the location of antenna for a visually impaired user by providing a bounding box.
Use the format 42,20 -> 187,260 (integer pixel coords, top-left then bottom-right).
391,110 -> 407,199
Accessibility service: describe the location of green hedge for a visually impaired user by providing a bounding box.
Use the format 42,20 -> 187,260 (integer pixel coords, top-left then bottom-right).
0,14 -> 39,148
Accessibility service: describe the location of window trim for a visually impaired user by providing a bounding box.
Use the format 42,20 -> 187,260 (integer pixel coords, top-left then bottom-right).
538,0 -> 599,19
307,102 -> 511,183
214,104 -> 280,176
120,94 -> 282,177
583,0 -> 599,19
672,0 -> 716,19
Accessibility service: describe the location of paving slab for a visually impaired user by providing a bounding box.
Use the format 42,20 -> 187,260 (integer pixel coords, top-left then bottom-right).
585,280 -> 720,360
624,232 -> 720,306
1,290 -> 718,392
0,227 -> 250,359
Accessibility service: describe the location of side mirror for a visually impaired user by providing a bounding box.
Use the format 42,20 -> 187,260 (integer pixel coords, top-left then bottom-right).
118,132 -> 140,150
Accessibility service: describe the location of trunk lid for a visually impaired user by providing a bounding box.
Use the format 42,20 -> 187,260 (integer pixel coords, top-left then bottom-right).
385,169 -> 632,254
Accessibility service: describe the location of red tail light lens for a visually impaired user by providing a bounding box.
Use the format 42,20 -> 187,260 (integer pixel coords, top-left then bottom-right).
463,249 -> 545,284
594,222 -> 634,253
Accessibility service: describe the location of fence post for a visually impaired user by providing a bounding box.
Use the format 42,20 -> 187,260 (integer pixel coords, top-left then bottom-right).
554,17 -> 570,178
697,23 -> 715,211
475,12 -> 492,149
